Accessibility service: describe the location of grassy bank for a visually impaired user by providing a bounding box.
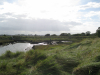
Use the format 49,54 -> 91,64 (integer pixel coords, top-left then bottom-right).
0,38 -> 100,75
13,36 -> 96,43
0,36 -> 14,45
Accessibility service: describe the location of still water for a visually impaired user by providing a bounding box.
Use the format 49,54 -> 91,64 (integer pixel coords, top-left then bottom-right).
0,42 -> 47,56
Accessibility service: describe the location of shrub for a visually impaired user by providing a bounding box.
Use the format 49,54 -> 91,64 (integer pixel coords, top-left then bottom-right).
5,50 -> 13,58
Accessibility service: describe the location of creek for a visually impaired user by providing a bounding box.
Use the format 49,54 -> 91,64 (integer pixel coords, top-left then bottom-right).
0,41 -> 72,56
0,42 -> 47,56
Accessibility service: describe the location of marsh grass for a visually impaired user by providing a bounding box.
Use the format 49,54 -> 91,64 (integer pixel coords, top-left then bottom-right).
0,38 -> 100,75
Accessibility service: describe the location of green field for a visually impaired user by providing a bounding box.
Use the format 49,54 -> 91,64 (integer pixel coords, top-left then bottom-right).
0,37 -> 100,75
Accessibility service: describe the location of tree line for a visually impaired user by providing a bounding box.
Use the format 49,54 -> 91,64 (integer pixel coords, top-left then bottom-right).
45,27 -> 100,37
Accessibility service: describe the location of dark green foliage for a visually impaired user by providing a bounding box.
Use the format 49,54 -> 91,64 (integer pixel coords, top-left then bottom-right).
51,34 -> 57,36
81,32 -> 85,36
60,33 -> 70,36
72,33 -> 82,36
0,61 -> 7,71
96,27 -> 100,37
5,50 -> 13,58
95,55 -> 100,62
45,34 -> 50,36
86,31 -> 91,36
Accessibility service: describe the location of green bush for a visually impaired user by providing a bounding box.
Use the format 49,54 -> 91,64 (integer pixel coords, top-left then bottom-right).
5,50 -> 13,58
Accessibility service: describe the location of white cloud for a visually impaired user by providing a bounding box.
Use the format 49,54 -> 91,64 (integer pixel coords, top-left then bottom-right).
84,11 -> 100,18
0,0 -> 100,35
70,21 -> 99,34
80,2 -> 100,10
0,0 -> 81,22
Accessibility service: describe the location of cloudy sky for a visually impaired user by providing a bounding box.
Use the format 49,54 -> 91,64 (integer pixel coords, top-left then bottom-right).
0,0 -> 100,35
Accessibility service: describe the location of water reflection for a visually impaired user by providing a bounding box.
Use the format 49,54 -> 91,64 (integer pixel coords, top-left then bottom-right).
0,42 -> 47,56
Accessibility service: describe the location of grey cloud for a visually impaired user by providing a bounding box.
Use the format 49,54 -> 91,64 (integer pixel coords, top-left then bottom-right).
2,13 -> 27,18
0,15 -> 82,34
0,18 -> 70,31
0,13 -> 13,18
63,21 -> 82,25
3,13 -> 13,15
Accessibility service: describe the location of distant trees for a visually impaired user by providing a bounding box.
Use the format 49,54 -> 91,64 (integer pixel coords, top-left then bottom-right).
60,33 -> 67,36
90,33 -> 96,36
72,32 -> 91,36
60,33 -> 71,36
72,33 -> 81,36
3,34 -> 6,36
45,34 -> 50,36
44,28 -> 100,37
81,32 -> 85,36
72,33 -> 85,36
85,31 -> 91,36
34,34 -> 37,36
96,27 -> 100,37
51,34 -> 57,36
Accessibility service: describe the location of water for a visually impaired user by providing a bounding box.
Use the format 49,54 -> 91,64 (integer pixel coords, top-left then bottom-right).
0,42 -> 47,56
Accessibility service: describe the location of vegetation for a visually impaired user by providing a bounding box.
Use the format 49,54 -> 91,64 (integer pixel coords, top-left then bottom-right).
45,34 -> 50,36
0,35 -> 14,45
0,27 -> 100,75
96,27 -> 100,37
0,37 -> 100,75
0,27 -> 99,45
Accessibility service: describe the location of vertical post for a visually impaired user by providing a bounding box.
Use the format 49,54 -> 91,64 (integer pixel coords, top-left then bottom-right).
50,39 -> 52,45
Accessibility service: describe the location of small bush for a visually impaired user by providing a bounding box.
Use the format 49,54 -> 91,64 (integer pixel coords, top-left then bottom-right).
13,51 -> 23,58
5,50 -> 13,58
0,61 -> 7,71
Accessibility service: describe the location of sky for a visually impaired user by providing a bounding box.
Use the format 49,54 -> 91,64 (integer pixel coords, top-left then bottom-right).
0,0 -> 100,35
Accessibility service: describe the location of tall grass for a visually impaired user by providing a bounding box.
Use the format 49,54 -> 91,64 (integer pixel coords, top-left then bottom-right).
0,38 -> 100,75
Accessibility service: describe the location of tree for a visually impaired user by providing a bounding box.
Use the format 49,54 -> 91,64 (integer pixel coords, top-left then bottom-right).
96,27 -> 100,37
86,31 -> 91,36
90,33 -> 96,36
60,33 -> 68,36
67,33 -> 71,36
45,34 -> 50,36
72,33 -> 81,36
34,34 -> 37,36
81,32 -> 85,36
3,34 -> 6,36
51,34 -> 57,36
